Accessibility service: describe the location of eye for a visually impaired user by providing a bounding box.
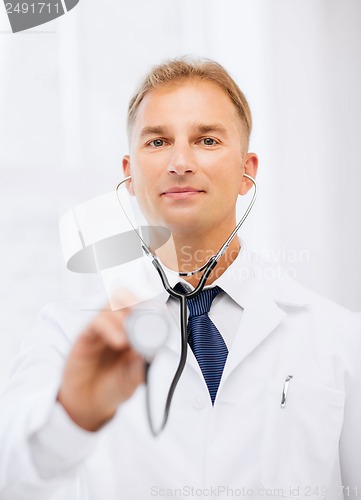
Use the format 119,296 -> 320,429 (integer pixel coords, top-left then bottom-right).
149,139 -> 165,148
201,137 -> 218,146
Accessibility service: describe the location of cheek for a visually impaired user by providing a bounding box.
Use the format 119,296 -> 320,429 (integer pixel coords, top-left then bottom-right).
199,147 -> 242,171
196,149 -> 227,166
131,170 -> 157,209
220,173 -> 244,202
211,160 -> 243,186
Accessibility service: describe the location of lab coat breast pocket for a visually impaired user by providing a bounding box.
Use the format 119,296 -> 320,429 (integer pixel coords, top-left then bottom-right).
261,377 -> 345,498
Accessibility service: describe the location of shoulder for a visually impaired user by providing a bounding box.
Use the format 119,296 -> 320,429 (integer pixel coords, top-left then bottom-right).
245,245 -> 355,316
273,277 -> 352,316
245,246 -> 361,342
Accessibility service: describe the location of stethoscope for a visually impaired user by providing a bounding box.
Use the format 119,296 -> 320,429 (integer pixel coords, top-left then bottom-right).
116,173 -> 257,436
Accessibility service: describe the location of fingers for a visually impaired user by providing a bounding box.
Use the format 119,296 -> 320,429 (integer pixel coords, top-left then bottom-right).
79,291 -> 142,352
83,310 -> 130,350
58,291 -> 146,431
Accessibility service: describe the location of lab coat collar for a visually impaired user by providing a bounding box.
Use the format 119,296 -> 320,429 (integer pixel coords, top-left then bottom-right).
143,243 -> 310,374
141,241 -> 311,309
219,247 -> 311,385
100,242 -> 311,376
220,292 -> 287,384
101,239 -> 310,309
219,272 -> 310,387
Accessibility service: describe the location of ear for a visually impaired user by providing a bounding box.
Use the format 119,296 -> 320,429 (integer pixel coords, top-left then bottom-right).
239,153 -> 258,195
122,155 -> 136,196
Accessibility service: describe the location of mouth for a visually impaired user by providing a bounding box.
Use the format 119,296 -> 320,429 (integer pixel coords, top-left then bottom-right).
161,187 -> 205,200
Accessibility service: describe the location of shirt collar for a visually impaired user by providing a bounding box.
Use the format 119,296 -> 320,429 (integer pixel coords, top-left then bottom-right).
210,240 -> 254,308
101,238 -> 309,310
144,238 -> 254,309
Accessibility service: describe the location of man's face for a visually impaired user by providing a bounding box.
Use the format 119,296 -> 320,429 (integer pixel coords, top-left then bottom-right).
123,79 -> 257,238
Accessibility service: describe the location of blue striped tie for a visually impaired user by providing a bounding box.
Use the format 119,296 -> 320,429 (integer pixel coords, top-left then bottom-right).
175,284 -> 228,405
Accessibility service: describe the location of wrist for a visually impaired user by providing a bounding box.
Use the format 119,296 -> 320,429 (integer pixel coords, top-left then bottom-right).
57,391 -> 116,432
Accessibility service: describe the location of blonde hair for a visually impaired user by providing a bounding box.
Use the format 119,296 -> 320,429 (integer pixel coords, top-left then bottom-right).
127,56 -> 252,151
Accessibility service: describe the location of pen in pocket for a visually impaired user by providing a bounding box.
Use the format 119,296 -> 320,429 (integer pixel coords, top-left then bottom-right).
280,375 -> 293,409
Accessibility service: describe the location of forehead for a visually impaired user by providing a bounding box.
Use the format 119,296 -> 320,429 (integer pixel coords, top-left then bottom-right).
131,80 -> 242,138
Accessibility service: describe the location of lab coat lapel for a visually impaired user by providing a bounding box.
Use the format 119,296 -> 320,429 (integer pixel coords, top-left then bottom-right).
221,292 -> 287,382
164,288 -> 288,380
221,271 -> 310,384
165,279 -> 310,382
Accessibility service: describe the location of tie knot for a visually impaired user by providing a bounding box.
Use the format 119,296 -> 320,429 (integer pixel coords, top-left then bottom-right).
174,283 -> 223,317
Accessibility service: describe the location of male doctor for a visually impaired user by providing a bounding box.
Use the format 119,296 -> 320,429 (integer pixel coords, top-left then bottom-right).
0,57 -> 360,500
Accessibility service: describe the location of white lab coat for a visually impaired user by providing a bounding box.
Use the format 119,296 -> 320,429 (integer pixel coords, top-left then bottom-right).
0,250 -> 360,500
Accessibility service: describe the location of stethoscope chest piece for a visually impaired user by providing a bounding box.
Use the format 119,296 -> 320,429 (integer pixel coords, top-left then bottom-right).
125,310 -> 170,361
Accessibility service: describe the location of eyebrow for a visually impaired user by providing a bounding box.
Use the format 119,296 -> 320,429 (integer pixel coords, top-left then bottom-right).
139,123 -> 228,139
195,123 -> 228,135
139,126 -> 167,139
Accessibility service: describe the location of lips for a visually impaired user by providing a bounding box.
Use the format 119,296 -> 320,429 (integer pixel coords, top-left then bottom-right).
161,187 -> 205,200
162,187 -> 203,194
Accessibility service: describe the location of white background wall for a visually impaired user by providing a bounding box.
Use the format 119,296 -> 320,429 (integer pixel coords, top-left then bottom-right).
1,0 -> 361,395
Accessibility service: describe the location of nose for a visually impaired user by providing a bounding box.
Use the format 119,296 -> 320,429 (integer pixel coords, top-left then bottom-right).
167,143 -> 196,175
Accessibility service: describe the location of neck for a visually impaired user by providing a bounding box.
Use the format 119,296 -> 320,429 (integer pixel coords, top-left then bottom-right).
155,225 -> 241,288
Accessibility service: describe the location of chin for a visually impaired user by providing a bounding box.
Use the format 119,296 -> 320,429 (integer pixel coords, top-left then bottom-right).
163,217 -> 211,236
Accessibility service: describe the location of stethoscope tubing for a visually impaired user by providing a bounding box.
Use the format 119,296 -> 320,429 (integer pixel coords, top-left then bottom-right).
116,173 -> 257,436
